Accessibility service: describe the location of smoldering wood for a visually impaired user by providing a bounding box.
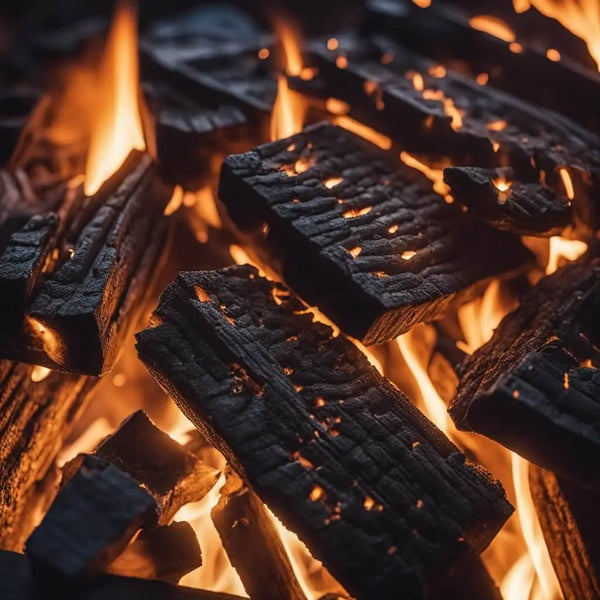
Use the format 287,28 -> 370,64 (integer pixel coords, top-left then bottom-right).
94,409 -> 220,524
107,521 -> 202,584
0,360 -> 95,551
444,166 -> 572,236
427,325 -> 467,405
26,454 -> 157,581
364,0 -> 600,131
219,123 -> 532,343
529,466 -> 600,599
211,470 -> 308,600
136,264 -> 513,600
450,258 -> 600,489
0,150 -> 173,375
291,33 -> 600,228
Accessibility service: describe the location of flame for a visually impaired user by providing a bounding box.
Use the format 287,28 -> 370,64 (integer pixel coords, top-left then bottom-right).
399,152 -> 453,202
30,366 -> 51,383
470,15 -> 517,42
333,115 -> 392,149
501,553 -> 536,600
546,236 -> 587,274
558,168 -> 575,200
84,0 -> 145,195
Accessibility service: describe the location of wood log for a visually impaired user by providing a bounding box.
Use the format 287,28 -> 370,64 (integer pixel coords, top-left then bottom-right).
136,264 -> 513,600
444,166 -> 572,236
94,410 -> 220,524
219,122 -> 532,343
107,521 -> 202,584
529,466 -> 600,599
0,150 -> 173,375
212,470 -> 308,600
364,0 -> 600,131
26,455 -> 157,580
0,360 -> 95,551
450,258 -> 600,489
291,33 -> 600,228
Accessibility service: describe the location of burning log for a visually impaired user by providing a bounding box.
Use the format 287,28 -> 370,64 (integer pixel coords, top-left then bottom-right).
136,264 -> 513,600
529,466 -> 600,599
364,0 -> 600,131
93,409 -> 220,524
212,470 -> 308,600
0,150 -> 173,375
219,123 -> 532,343
450,258 -> 600,489
26,454 -> 157,580
292,33 -> 600,226
107,521 -> 202,584
444,166 -> 572,236
0,359 -> 95,551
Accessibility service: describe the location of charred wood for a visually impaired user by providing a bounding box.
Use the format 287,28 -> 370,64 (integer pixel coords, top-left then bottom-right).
212,470 -> 308,600
136,264 -> 513,600
26,455 -> 157,580
444,166 -> 572,237
219,123 -> 532,343
450,258 -> 600,488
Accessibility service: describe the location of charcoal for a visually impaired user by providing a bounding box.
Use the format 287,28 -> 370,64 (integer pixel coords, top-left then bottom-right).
219,123 -> 532,343
136,264 -> 513,600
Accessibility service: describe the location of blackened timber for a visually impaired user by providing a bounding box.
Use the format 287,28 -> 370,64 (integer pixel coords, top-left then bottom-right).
95,410 -> 220,524
292,33 -> 600,226
444,166 -> 572,236
219,123 -> 532,343
212,470 -> 308,600
136,265 -> 513,600
529,466 -> 600,599
0,360 -> 95,551
364,0 -> 600,131
26,455 -> 157,580
450,259 -> 600,488
0,150 -> 173,375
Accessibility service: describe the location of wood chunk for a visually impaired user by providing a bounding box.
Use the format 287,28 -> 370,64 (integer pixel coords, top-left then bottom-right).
529,466 -> 600,599
26,455 -> 157,580
0,360 -> 95,551
95,410 -> 220,524
107,521 -> 201,584
292,33 -> 600,227
444,166 -> 572,236
450,259 -> 600,488
364,0 -> 600,131
136,265 -> 513,600
0,150 -> 173,375
219,122 -> 532,343
212,470 -> 308,600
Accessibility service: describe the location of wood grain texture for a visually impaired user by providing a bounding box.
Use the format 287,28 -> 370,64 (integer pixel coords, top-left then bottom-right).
219,123 -> 532,343
136,264 -> 513,600
450,258 -> 600,488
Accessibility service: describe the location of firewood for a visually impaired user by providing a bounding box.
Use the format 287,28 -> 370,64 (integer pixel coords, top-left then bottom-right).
212,470 -> 308,600
219,122 -> 532,343
364,0 -> 600,131
450,258 -> 600,489
444,166 -> 572,236
0,360 -> 95,551
26,455 -> 157,581
136,264 -> 513,600
0,150 -> 173,375
107,521 -> 202,584
529,466 -> 600,599
292,33 -> 600,227
94,410 -> 220,524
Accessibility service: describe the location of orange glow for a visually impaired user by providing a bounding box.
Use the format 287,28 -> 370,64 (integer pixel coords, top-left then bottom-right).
477,72 -> 490,85
547,48 -> 561,61
559,168 -> 575,199
325,98 -> 350,115
510,42 -> 524,53
85,0 -> 145,195
487,120 -> 508,131
412,0 -> 432,7
399,151 -> 453,201
470,15 -> 517,42
421,88 -> 463,130
501,553 -> 536,600
28,318 -> 65,365
334,115 -> 392,149
546,236 -> 588,274
164,185 -> 184,216
58,417 -> 113,467
30,365 -> 50,383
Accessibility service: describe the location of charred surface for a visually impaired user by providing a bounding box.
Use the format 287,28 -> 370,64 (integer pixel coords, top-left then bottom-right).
219,123 -> 532,343
136,265 -> 513,600
444,166 -> 572,236
450,259 -> 600,488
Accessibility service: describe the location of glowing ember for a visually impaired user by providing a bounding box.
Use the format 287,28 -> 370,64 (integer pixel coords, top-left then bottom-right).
546,236 -> 588,274
547,48 -> 561,61
559,167 -> 575,200
487,120 -> 508,131
85,0 -> 145,195
510,42 -> 524,53
470,15 -> 517,43
30,366 -> 50,382
412,0 -> 432,7
334,115 -> 392,150
401,250 -> 417,260
325,97 -> 350,115
421,88 -> 463,130
399,151 -> 453,201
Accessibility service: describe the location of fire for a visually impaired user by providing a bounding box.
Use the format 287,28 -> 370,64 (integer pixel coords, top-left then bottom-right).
333,115 -> 392,149
412,0 -> 432,7
546,235 -> 588,274
399,151 -> 453,202
84,0 -> 145,195
558,167 -> 575,200
470,15 -> 517,43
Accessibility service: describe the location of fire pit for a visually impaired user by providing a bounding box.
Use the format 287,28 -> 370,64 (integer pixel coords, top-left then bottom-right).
1,0 -> 599,599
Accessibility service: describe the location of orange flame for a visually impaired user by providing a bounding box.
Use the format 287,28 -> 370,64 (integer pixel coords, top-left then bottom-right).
470,15 -> 517,42
546,235 -> 588,274
84,0 -> 145,195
